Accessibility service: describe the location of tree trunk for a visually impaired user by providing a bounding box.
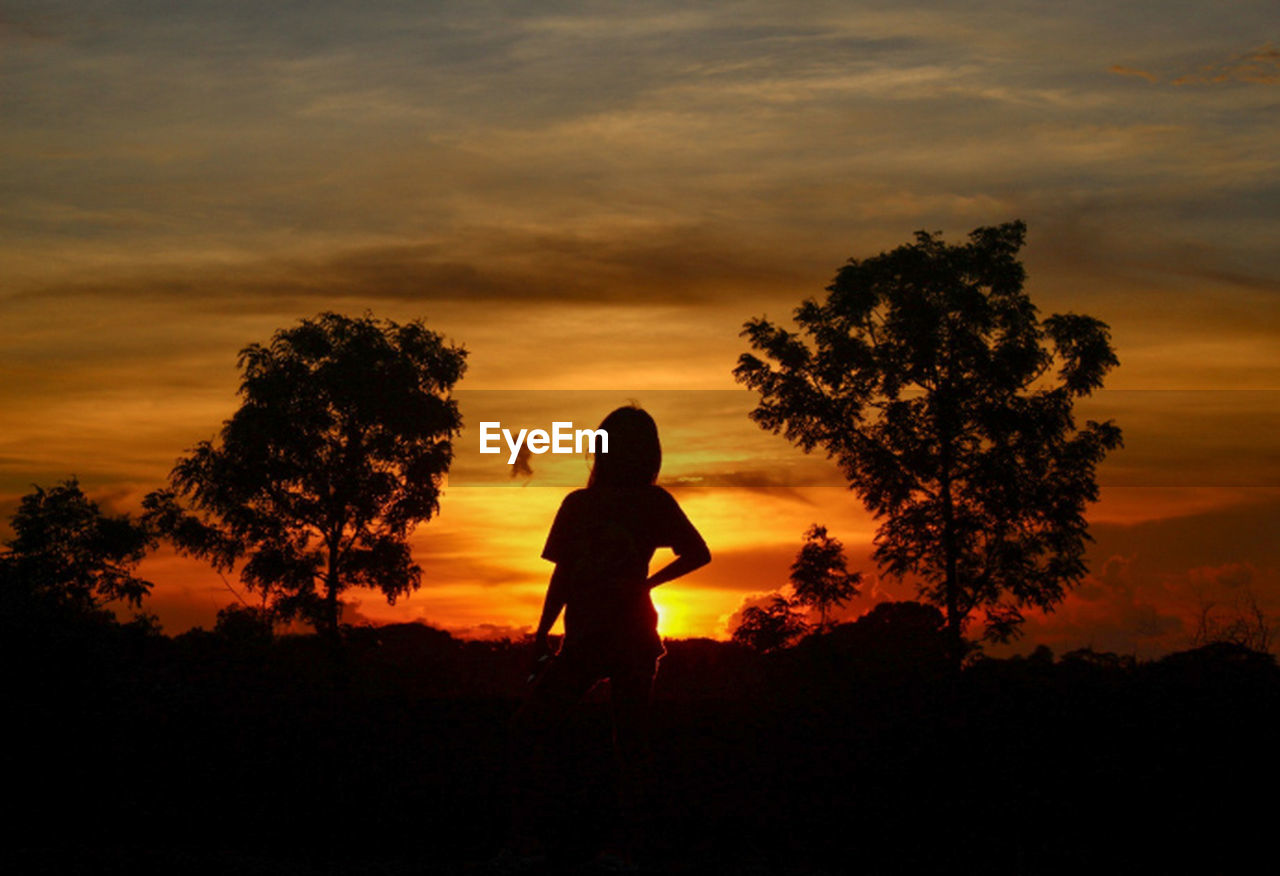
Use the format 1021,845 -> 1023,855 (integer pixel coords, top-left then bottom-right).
942,521 -> 962,664
940,450 -> 963,668
325,576 -> 339,638
324,537 -> 341,645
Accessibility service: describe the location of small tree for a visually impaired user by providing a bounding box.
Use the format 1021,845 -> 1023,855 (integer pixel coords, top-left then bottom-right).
789,524 -> 861,631
732,595 -> 809,653
1190,589 -> 1275,654
735,221 -> 1121,656
145,312 -> 466,640
0,478 -> 154,614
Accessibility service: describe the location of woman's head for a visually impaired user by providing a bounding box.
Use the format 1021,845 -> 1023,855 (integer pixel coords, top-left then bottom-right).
587,405 -> 661,489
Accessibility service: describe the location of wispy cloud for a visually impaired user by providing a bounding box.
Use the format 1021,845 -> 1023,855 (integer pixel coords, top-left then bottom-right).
1110,44 -> 1280,88
1109,64 -> 1159,83
1174,43 -> 1279,85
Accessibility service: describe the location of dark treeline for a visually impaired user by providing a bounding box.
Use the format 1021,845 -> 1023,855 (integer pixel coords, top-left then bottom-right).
8,601 -> 1276,875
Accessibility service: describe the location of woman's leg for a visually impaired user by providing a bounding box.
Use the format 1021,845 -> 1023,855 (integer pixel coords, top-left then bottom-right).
507,651 -> 601,854
606,660 -> 658,858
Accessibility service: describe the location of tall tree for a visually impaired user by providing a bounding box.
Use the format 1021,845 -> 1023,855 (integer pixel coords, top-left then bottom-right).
0,478 -> 154,613
145,312 -> 466,639
789,524 -> 861,632
735,221 -> 1121,656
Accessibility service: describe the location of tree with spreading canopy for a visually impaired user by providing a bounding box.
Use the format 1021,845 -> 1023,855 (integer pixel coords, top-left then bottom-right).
0,477 -> 154,614
734,221 -> 1121,657
144,312 -> 466,640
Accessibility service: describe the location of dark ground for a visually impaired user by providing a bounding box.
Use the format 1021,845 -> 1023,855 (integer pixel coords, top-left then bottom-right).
7,607 -> 1277,875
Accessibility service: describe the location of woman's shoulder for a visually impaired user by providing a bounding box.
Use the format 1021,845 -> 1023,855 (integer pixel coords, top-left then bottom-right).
559,488 -> 591,509
647,484 -> 680,505
632,485 -> 685,519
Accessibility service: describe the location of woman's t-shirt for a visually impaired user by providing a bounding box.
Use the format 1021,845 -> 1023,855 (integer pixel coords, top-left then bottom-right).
541,485 -> 705,663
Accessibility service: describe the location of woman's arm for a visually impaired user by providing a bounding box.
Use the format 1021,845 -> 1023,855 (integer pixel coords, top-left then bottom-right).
646,542 -> 711,590
647,491 -> 711,590
534,563 -> 570,653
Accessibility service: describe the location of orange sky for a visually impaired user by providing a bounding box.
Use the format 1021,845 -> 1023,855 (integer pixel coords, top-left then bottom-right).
1,2 -> 1277,656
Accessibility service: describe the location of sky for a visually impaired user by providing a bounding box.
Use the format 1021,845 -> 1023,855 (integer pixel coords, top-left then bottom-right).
1,1 -> 1277,656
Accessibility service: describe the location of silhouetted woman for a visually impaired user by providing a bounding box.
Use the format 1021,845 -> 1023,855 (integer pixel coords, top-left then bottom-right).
505,404 -> 711,869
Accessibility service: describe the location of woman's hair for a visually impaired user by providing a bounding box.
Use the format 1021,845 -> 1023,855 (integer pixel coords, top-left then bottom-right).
587,405 -> 661,489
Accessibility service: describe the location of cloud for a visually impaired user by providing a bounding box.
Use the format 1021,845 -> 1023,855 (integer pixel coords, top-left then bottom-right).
1186,561 -> 1256,592
1010,561 -> 1185,657
997,494 -> 1280,657
6,225 -> 809,310
665,472 -> 818,504
1108,65 -> 1159,83
1087,495 -> 1280,574
338,599 -> 378,627
1174,43 -> 1280,85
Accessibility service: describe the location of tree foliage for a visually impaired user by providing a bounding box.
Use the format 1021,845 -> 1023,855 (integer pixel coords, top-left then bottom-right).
735,221 -> 1122,649
732,595 -> 810,653
0,477 -> 154,612
145,312 -> 466,638
789,523 -> 862,630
